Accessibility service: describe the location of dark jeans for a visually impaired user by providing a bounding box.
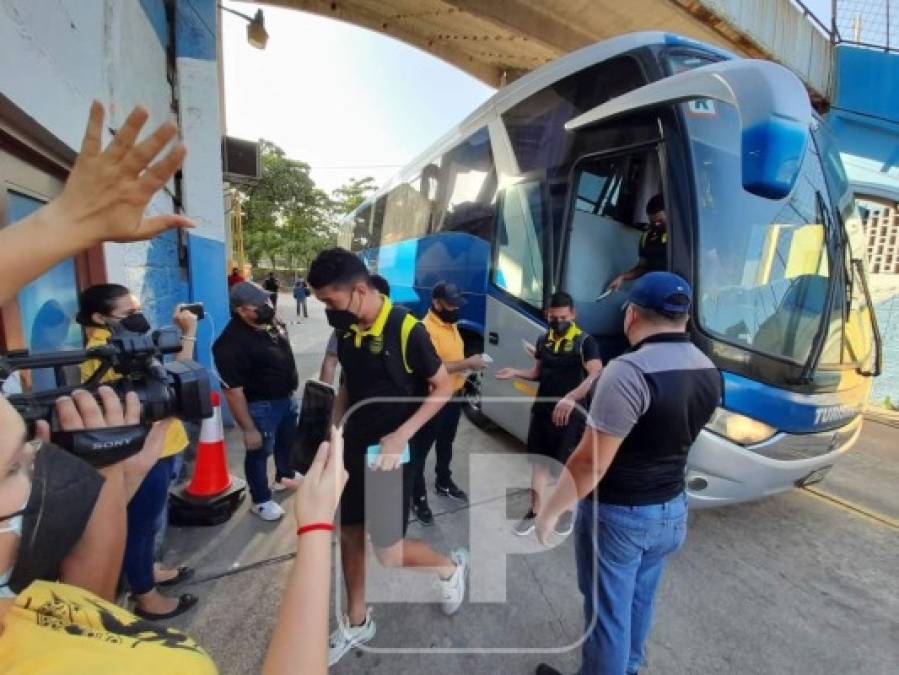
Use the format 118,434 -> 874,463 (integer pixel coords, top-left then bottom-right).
125,456 -> 176,595
575,492 -> 688,675
295,298 -> 308,317
246,397 -> 298,504
409,400 -> 462,499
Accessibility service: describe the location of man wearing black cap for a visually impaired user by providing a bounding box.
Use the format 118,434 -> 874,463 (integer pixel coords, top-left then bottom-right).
534,272 -> 721,675
409,281 -> 487,525
213,282 -> 300,522
607,193 -> 668,292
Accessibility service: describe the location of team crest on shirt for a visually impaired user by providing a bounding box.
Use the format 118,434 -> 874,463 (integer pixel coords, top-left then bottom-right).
368,334 -> 384,355
563,340 -> 574,353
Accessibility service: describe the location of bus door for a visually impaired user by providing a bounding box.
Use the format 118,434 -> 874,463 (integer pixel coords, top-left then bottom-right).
557,144 -> 664,363
479,175 -> 552,442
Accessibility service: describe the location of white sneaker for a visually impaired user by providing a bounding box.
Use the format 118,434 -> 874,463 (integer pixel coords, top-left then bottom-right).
437,548 -> 469,616
271,471 -> 303,492
251,500 -> 284,521
328,608 -> 376,666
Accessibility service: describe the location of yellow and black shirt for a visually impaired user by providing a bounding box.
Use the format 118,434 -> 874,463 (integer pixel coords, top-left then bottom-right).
533,322 -> 600,415
639,224 -> 668,272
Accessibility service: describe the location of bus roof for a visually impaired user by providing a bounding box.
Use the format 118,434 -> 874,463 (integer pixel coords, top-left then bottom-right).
342,31 -> 736,222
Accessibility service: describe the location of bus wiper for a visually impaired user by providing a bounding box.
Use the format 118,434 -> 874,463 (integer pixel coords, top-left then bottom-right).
853,257 -> 883,377
796,192 -> 839,384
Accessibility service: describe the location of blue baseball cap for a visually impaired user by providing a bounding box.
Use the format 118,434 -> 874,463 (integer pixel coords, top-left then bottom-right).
625,271 -> 692,314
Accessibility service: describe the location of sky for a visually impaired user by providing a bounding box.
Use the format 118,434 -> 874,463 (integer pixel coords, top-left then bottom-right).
221,0 -> 494,194
221,0 -> 840,196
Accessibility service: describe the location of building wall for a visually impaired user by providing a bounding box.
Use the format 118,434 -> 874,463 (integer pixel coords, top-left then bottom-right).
0,0 -> 228,373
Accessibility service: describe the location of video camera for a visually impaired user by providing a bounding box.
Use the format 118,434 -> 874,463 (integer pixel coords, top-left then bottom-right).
0,327 -> 212,467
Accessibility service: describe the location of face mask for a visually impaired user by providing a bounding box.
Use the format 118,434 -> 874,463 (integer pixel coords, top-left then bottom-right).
549,319 -> 572,336
110,312 -> 151,334
0,498 -> 27,599
253,304 -> 275,325
326,292 -> 359,331
435,307 -> 459,324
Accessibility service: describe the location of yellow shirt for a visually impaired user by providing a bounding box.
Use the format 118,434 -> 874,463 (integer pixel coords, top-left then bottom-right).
0,580 -> 217,674
80,329 -> 189,458
422,310 -> 466,390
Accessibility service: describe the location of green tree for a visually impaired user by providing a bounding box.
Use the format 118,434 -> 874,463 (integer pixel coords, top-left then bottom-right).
331,176 -> 377,217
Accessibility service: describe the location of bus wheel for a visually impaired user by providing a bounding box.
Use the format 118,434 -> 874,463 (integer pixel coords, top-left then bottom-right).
463,372 -> 496,431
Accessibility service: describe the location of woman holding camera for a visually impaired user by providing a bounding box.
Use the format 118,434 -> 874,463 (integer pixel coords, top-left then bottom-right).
76,284 -> 200,620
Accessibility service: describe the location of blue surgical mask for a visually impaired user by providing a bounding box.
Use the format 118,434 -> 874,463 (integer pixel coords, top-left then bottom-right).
0,498 -> 28,598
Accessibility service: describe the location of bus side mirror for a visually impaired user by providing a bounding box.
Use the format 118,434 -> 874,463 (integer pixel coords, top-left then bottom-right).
565,59 -> 813,201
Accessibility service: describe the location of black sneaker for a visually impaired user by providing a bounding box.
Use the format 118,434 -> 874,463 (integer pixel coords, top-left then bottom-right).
412,496 -> 434,526
535,664 -> 563,675
513,510 -> 537,536
435,479 -> 468,502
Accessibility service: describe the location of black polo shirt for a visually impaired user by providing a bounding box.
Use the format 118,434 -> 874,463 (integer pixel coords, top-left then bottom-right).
212,317 -> 298,402
639,224 -> 668,272
337,298 -> 441,444
586,333 -> 721,505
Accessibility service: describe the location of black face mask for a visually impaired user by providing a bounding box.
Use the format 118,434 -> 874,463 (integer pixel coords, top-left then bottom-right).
253,304 -> 275,325
110,312 -> 151,334
326,292 -> 359,331
435,307 -> 459,324
549,319 -> 572,336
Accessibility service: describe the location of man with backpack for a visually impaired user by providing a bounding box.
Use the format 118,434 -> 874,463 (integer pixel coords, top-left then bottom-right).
307,248 -> 469,666
496,291 -> 603,538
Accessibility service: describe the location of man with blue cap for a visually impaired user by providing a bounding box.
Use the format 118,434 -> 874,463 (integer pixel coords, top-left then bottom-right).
534,272 -> 722,675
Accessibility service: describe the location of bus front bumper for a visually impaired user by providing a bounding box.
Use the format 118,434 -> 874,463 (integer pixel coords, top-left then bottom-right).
685,416 -> 864,509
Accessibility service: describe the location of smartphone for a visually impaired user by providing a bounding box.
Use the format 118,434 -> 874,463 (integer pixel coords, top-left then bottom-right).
178,302 -> 205,320
595,289 -> 613,302
366,443 -> 411,469
291,380 -> 335,474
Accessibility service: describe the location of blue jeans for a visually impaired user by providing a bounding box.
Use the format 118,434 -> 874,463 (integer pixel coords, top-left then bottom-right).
575,492 -> 688,675
125,456 -> 176,594
246,397 -> 298,504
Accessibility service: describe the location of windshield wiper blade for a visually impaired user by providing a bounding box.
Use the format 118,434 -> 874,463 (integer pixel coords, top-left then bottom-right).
796,192 -> 839,384
853,257 -> 883,377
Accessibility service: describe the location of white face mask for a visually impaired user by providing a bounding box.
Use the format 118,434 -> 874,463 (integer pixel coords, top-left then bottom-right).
0,497 -> 28,598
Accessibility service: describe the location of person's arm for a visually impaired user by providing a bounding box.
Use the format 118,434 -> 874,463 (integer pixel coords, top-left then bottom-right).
0,102 -> 193,306
172,308 -> 198,362
607,258 -> 648,291
552,345 -> 604,427
444,354 -> 486,374
495,361 -> 541,381
319,353 -> 339,385
262,426 -> 347,675
222,387 -> 263,450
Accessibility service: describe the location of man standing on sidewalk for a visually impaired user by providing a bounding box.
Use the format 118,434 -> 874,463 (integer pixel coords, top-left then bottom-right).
409,281 -> 487,525
263,271 -> 280,309
308,248 -> 469,666
213,282 -> 301,522
534,272 -> 721,675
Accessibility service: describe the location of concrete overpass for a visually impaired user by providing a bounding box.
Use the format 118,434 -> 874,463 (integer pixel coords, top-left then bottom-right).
253,0 -> 834,104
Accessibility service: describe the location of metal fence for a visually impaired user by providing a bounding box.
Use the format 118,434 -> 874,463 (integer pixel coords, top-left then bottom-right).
793,0 -> 899,52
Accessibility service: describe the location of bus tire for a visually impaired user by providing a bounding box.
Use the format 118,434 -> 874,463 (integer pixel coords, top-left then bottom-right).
460,333 -> 496,431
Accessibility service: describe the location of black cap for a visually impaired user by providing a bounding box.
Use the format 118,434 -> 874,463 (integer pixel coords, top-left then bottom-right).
432,281 -> 467,306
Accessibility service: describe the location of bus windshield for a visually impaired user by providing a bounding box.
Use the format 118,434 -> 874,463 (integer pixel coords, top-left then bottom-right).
687,102 -> 872,370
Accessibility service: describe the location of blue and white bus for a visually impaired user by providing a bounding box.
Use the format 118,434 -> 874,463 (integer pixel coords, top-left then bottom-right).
339,32 -> 881,507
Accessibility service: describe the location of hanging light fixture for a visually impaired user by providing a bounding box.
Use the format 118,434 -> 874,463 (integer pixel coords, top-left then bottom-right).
220,4 -> 269,50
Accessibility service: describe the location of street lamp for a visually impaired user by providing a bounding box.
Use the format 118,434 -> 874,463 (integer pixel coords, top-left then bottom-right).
220,5 -> 268,49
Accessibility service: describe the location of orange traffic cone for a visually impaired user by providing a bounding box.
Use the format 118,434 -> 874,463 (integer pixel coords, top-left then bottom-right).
169,392 -> 246,526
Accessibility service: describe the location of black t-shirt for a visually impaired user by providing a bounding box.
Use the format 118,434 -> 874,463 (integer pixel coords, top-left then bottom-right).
639,225 -> 667,272
533,329 -> 600,414
337,306 -> 441,444
212,318 -> 298,402
263,277 -> 279,292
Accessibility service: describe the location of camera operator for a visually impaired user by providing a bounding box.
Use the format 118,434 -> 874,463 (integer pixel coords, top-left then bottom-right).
76,284 -> 199,620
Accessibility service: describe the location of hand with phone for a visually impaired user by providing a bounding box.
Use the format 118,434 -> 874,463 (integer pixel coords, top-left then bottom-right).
370,430 -> 410,471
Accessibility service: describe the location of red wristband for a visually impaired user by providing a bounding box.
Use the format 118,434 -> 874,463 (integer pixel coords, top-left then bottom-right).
297,522 -> 335,536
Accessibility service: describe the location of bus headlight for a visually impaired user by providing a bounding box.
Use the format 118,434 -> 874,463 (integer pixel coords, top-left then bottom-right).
705,408 -> 777,446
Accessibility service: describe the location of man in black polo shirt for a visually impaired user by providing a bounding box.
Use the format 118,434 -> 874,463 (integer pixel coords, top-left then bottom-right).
213,282 -> 300,522
607,193 -> 668,292
534,272 -> 721,675
307,248 -> 469,667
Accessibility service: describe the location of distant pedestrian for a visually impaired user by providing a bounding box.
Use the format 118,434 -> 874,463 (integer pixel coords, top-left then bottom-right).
263,271 -> 280,308
227,266 -> 245,289
293,278 -> 309,318
534,272 -> 722,675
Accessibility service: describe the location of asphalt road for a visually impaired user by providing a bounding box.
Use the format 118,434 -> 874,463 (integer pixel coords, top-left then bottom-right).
165,295 -> 899,675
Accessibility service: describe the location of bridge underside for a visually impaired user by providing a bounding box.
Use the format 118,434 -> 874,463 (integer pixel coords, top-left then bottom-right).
259,0 -> 829,103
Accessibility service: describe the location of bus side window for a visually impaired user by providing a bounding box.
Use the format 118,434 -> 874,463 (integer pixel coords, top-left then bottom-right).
493,180 -> 545,309
351,203 -> 373,252
434,127 -> 497,242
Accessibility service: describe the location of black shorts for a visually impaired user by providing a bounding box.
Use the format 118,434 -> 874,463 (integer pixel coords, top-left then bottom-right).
526,406 -> 587,467
340,431 -> 413,549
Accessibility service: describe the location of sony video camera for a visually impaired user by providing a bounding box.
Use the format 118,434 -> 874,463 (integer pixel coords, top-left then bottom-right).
1,327 -> 212,467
